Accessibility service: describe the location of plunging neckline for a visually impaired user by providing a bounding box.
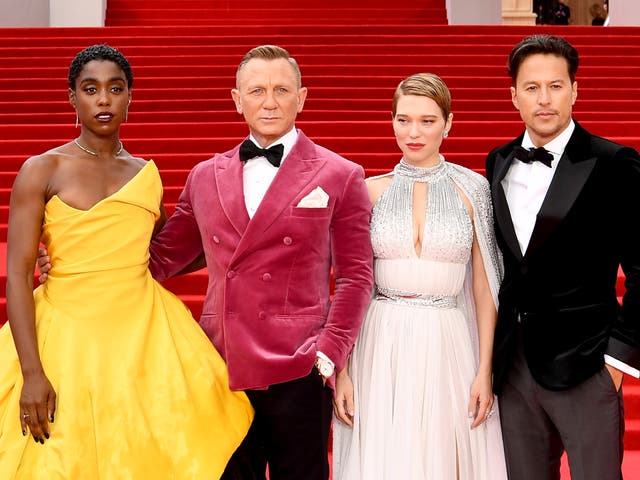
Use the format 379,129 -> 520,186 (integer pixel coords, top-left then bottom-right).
369,157 -> 474,266
394,158 -> 448,259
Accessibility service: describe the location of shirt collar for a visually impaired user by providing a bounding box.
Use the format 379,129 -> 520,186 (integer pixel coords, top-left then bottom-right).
521,120 -> 575,158
248,127 -> 298,165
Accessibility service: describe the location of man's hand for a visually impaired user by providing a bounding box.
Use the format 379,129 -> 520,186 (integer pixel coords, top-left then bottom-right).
36,247 -> 50,283
605,364 -> 624,391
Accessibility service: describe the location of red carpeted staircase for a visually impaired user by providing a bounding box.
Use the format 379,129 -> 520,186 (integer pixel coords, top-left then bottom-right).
2,0 -> 640,465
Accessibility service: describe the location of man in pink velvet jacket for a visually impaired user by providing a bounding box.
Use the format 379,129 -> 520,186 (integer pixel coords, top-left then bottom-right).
149,45 -> 373,480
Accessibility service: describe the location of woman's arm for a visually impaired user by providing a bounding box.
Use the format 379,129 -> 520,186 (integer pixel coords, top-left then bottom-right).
6,156 -> 57,443
152,201 -> 168,237
154,198 -> 205,276
468,232 -> 498,429
333,366 -> 355,427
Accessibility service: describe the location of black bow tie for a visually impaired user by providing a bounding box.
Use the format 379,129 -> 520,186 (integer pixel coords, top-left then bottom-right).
239,140 -> 284,167
512,146 -> 554,168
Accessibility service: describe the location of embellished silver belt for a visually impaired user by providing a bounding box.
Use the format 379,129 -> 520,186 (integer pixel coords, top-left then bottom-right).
375,286 -> 457,309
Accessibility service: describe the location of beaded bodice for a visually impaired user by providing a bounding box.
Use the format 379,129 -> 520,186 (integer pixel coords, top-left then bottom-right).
370,158 -> 473,264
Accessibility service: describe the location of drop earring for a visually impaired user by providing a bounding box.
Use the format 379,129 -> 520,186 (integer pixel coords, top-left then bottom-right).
75,112 -> 79,128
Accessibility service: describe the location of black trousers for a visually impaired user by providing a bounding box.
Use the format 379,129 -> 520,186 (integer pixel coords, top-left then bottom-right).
499,336 -> 624,480
221,368 -> 333,480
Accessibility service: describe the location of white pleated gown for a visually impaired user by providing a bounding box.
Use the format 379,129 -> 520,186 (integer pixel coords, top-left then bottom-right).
333,159 -> 507,480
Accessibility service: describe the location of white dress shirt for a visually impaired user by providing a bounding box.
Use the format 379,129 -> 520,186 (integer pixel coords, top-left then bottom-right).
241,127 -> 335,374
501,122 -> 572,255
501,121 -> 638,378
242,127 -> 298,218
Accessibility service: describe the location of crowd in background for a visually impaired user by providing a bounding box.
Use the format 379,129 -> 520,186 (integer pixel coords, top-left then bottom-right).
534,0 -> 609,25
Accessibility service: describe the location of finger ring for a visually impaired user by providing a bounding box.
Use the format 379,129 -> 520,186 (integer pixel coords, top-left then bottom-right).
486,409 -> 495,418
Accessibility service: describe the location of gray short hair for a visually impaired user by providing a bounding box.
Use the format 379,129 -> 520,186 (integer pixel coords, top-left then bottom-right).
236,45 -> 302,89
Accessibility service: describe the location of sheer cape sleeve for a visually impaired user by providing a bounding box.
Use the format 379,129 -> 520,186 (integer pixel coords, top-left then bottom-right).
448,163 -> 503,365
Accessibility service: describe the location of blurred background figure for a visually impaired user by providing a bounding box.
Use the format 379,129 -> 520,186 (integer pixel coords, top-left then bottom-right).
534,0 -> 552,24
590,3 -> 606,25
553,0 -> 571,24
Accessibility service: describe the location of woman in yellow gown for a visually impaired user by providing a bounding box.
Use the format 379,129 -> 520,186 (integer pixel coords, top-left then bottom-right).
0,44 -> 253,479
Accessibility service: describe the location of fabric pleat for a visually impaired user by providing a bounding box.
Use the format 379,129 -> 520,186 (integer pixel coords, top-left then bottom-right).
0,161 -> 253,479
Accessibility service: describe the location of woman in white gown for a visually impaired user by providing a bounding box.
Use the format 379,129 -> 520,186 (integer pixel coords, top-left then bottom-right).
332,73 -> 507,479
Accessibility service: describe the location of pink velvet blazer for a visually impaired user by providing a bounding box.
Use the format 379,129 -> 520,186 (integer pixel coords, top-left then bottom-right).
150,131 -> 374,390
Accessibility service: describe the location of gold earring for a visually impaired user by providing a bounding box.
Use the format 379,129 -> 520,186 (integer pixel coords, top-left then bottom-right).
75,112 -> 79,128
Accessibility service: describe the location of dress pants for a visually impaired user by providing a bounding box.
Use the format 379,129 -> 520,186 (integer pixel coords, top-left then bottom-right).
221,368 -> 333,480
499,335 -> 624,480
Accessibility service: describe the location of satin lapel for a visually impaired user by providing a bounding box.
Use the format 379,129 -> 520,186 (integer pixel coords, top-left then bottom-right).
232,134 -> 326,261
214,150 -> 250,237
491,150 -> 524,261
525,125 -> 597,258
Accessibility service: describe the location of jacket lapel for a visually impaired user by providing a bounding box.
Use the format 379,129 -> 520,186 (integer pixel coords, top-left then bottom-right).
525,124 -> 597,257
231,131 -> 327,261
215,147 -> 250,237
491,140 -> 524,261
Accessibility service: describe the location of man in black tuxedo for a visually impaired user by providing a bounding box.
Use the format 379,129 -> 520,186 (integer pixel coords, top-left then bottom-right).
552,0 -> 570,24
486,34 -> 640,480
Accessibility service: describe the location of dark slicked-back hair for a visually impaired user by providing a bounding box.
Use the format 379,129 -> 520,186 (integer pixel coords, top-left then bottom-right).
508,34 -> 579,84
236,45 -> 302,89
68,44 -> 133,90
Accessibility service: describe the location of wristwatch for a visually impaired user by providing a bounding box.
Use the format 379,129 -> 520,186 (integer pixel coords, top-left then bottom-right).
315,356 -> 335,379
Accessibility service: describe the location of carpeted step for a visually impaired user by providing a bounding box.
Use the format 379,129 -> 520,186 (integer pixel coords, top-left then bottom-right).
3,110 -> 639,125
105,0 -> 419,6
5,137 -> 639,161
2,98 -> 640,115
2,74 -> 640,91
6,53 -> 640,70
103,0 -> 448,26
6,86 -> 640,103
3,120 -> 640,138
4,64 -> 640,80
7,44 -> 640,58
105,8 -> 447,20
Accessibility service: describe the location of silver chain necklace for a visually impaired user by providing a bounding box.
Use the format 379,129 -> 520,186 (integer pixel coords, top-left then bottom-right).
74,138 -> 124,157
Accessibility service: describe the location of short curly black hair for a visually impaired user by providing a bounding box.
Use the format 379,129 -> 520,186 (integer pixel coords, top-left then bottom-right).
68,44 -> 133,91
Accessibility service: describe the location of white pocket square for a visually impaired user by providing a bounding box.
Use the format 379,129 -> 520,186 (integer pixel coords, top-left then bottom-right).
296,186 -> 329,208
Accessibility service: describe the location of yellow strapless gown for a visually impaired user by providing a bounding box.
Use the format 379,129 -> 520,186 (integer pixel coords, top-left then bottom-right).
0,161 -> 253,479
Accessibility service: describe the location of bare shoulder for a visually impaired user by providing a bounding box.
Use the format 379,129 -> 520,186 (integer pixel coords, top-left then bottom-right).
21,145 -> 67,171
128,155 -> 150,170
14,145 -> 70,191
365,173 -> 394,206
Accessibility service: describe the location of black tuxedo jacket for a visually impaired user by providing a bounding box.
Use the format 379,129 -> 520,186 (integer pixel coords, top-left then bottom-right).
487,122 -> 640,391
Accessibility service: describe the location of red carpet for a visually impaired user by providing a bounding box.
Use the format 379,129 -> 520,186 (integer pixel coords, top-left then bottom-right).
2,0 -> 640,471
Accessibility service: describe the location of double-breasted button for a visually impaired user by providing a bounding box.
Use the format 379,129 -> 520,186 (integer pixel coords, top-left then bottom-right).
262,273 -> 272,281
520,264 -> 528,275
258,311 -> 266,320
212,235 -> 220,244
226,270 -> 236,279
283,236 -> 293,245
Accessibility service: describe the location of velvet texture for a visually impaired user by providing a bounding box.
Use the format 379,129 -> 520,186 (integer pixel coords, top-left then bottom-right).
487,121 -> 640,392
150,131 -> 374,390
